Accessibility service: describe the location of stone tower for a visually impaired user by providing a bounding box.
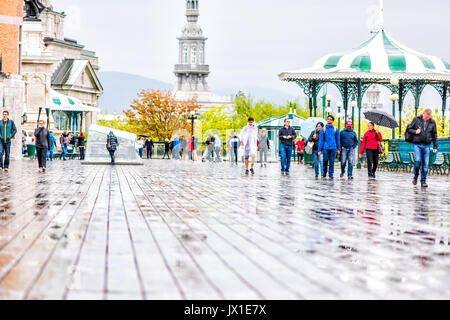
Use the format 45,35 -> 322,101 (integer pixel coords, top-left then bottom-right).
174,0 -> 210,92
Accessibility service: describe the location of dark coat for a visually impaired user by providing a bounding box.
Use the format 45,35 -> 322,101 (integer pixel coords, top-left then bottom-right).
406,115 -> 438,149
145,139 -> 154,149
107,133 -> 119,151
308,129 -> 321,151
34,127 -> 51,149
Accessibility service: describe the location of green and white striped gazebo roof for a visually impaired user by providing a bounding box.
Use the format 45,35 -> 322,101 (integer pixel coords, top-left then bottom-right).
279,30 -> 450,82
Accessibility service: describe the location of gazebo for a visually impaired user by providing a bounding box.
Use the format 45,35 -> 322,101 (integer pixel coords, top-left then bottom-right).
278,29 -> 450,146
258,110 -> 305,161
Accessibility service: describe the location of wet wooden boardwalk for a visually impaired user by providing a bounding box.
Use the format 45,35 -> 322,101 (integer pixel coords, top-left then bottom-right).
0,160 -> 449,300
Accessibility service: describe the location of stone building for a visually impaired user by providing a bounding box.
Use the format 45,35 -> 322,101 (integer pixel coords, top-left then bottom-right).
0,0 -> 26,160
174,0 -> 234,114
363,84 -> 384,110
21,0 -> 103,134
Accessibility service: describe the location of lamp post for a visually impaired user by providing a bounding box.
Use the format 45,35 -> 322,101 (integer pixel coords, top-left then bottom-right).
389,93 -> 399,139
390,77 -> 399,140
336,101 -> 343,131
350,100 -> 357,125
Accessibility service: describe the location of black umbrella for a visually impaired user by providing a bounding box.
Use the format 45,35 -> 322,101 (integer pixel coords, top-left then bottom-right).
139,134 -> 149,138
364,110 -> 399,129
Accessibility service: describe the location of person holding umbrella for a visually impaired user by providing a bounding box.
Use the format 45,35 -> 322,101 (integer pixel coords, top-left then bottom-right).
359,122 -> 383,179
308,122 -> 324,179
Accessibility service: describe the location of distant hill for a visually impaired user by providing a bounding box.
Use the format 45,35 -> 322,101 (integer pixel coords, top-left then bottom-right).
98,71 -> 298,114
98,71 -> 173,113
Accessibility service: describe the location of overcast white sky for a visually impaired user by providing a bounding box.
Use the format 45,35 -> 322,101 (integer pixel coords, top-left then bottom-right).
52,0 -> 450,109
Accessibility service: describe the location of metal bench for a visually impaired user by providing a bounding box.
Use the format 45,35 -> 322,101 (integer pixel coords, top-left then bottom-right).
431,152 -> 445,175
380,152 -> 394,171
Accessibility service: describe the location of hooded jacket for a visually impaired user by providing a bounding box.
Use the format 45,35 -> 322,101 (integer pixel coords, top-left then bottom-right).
318,125 -> 341,151
0,119 -> 17,144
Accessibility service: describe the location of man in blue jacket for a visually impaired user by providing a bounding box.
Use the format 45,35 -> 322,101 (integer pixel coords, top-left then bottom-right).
318,115 -> 340,179
0,110 -> 17,172
340,121 -> 358,179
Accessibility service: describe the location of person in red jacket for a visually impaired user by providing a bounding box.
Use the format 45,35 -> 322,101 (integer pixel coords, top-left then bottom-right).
295,138 -> 305,164
359,122 -> 382,179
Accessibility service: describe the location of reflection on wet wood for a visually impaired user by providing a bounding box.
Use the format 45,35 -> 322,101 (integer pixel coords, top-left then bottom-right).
0,160 -> 449,300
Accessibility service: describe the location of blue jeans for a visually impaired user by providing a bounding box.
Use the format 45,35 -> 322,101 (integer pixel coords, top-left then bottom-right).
61,145 -> 67,159
340,147 -> 355,177
280,144 -> 293,172
323,149 -> 337,178
139,148 -> 144,158
0,141 -> 11,169
414,144 -> 431,183
313,150 -> 324,177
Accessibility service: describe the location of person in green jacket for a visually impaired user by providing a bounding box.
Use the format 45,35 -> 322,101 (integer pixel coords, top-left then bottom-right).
0,110 -> 17,172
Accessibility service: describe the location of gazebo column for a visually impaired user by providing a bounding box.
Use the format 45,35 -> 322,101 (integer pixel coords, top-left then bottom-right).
343,80 -> 349,123
398,82 -> 405,139
442,83 -> 447,132
356,79 -> 363,169
312,81 -> 318,117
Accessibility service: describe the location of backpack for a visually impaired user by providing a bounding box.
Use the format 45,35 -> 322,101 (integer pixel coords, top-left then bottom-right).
405,118 -> 417,144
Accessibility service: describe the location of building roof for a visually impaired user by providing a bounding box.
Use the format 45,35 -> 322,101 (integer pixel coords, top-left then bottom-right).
51,58 -> 103,92
279,30 -> 450,82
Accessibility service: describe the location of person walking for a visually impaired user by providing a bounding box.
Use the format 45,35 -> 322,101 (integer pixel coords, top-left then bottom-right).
77,132 -> 86,160
406,109 -> 438,188
106,131 -> 119,164
47,131 -> 57,161
239,117 -> 258,175
163,138 -> 170,159
214,135 -> 222,163
145,138 -> 154,159
318,115 -> 341,179
308,122 -> 324,179
180,136 -> 187,160
258,129 -> 270,167
205,133 -> 215,162
172,136 -> 180,160
137,137 -> 144,158
340,121 -> 358,179
59,131 -> 69,160
359,122 -> 383,180
34,120 -> 51,172
295,138 -> 305,164
229,132 -> 240,164
279,118 -> 297,175
0,110 -> 17,172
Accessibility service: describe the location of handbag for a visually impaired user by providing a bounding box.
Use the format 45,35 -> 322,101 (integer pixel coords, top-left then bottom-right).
305,141 -> 314,154
375,132 -> 384,155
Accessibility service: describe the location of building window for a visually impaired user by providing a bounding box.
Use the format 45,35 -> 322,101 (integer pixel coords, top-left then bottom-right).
199,47 -> 204,64
191,46 -> 197,64
183,46 -> 188,64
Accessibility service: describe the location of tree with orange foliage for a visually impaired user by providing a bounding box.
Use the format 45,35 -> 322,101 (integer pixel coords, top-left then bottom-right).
124,89 -> 201,140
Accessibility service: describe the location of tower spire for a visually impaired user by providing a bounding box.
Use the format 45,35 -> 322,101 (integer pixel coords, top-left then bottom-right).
379,0 -> 384,30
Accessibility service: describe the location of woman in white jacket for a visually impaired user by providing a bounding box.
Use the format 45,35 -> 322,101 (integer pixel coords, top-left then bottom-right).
239,117 -> 258,175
